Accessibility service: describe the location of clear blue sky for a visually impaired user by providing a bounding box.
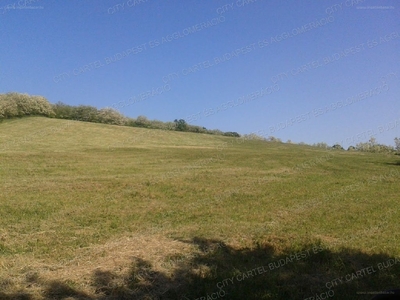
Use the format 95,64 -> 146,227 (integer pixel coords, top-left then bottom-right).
1,0 -> 399,148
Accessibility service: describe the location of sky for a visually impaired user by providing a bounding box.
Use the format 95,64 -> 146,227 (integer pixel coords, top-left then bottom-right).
1,0 -> 399,148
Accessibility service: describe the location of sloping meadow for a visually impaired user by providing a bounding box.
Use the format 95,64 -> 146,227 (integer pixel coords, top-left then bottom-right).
0,117 -> 399,299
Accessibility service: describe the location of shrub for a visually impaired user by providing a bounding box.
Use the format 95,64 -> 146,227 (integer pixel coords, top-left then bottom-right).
97,108 -> 127,125
0,96 -> 18,118
33,96 -> 56,117
135,115 -> 150,127
313,142 -> 330,149
242,133 -> 266,141
205,129 -> 222,135
355,138 -> 395,153
53,102 -> 102,122
223,132 -> 240,137
165,122 -> 177,131
0,92 -> 55,118
267,136 -> 282,142
332,144 -> 344,150
52,102 -> 74,119
174,119 -> 187,131
395,138 -> 400,153
73,105 -> 100,122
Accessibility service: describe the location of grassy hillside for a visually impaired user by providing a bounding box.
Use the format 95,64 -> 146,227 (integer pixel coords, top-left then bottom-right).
0,117 -> 399,299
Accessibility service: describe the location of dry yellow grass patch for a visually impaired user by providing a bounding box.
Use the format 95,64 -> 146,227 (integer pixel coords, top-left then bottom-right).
0,233 -> 203,299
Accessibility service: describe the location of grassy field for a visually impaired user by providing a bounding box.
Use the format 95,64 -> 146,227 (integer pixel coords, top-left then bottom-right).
0,117 -> 399,300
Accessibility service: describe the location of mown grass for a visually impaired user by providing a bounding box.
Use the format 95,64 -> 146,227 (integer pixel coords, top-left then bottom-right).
0,117 -> 399,299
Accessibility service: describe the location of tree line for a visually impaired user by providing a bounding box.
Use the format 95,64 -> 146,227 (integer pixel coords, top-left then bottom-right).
1,92 -> 399,153
0,92 -> 240,137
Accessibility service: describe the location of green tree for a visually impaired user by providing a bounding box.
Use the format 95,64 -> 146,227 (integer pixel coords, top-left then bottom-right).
174,119 -> 187,131
223,132 -> 240,137
52,102 -> 73,119
267,136 -> 282,142
74,105 -> 100,122
395,137 -> 400,153
332,144 -> 344,150
313,142 -> 330,149
135,115 -> 149,127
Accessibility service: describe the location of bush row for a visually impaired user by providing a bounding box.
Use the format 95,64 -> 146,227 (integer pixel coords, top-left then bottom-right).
2,92 -> 399,153
51,102 -> 240,136
0,93 -> 241,137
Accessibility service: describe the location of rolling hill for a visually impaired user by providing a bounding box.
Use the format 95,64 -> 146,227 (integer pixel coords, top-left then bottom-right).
0,117 -> 399,299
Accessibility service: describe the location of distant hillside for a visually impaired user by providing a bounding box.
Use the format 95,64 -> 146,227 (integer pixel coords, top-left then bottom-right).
0,116 -> 399,300
0,116 -> 232,153
1,92 -> 398,153
0,92 -> 240,137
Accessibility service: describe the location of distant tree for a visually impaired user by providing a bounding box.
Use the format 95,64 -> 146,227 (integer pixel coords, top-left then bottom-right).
347,146 -> 356,151
395,137 -> 400,153
355,142 -> 370,152
267,136 -> 282,142
125,118 -> 137,127
165,122 -> 177,131
174,119 -> 187,131
146,119 -> 159,129
187,125 -> 208,133
135,115 -> 149,127
243,133 -> 266,141
97,108 -> 126,125
369,137 -> 377,146
0,92 -> 54,118
208,129 -> 224,135
355,138 -> 394,153
74,105 -> 99,122
52,102 -> 73,119
332,144 -> 344,150
313,142 -> 330,149
223,132 -> 240,137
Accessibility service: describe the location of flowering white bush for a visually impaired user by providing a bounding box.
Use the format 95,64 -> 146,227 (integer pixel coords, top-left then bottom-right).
0,93 -> 55,118
97,108 -> 127,125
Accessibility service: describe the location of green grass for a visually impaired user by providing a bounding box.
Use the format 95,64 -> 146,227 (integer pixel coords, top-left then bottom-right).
0,117 -> 399,299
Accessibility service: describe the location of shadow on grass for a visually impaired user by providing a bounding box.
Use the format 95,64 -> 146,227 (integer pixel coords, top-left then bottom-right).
0,291 -> 33,300
1,237 -> 400,300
